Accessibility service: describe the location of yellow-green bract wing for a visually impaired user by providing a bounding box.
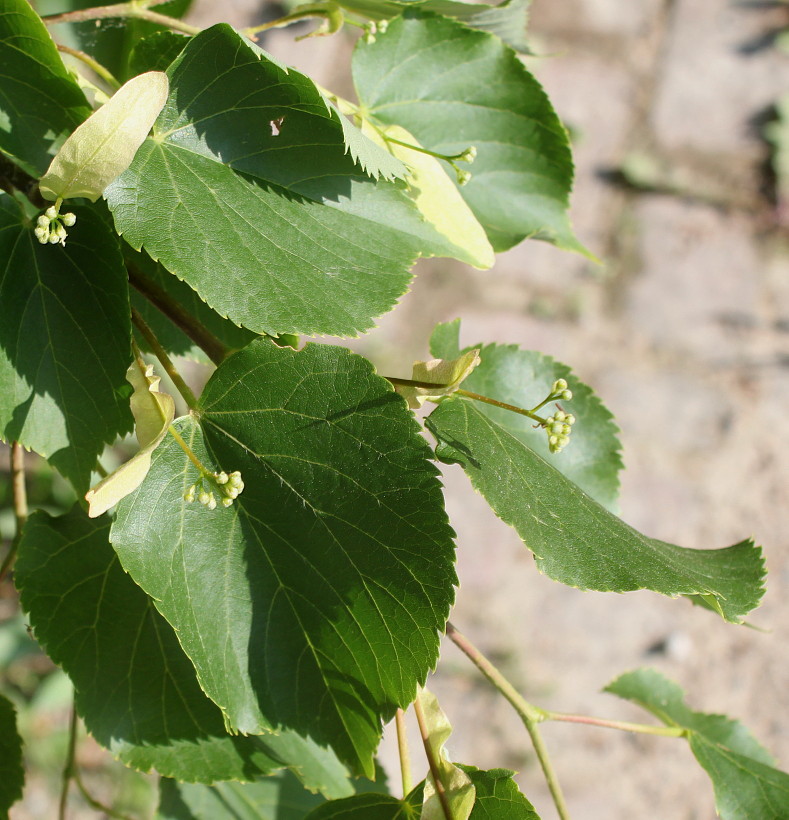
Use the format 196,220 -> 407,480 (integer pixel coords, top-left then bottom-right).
39,71 -> 169,202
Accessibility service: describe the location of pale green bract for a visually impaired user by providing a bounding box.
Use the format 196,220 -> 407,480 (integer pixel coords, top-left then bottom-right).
39,71 -> 169,202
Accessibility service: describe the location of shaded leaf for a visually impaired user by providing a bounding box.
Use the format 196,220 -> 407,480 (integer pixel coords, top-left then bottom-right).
157,771 -> 327,820
0,0 -> 90,175
85,359 -> 175,517
106,25 -> 478,337
128,30 -> 191,75
15,506 -> 355,791
43,0 -> 192,82
426,398 -> 764,622
0,693 -> 24,817
110,340 -> 457,776
459,767 -> 540,819
0,194 -> 132,492
429,319 -> 622,509
305,786 -> 424,819
353,12 -> 584,254
336,0 -> 532,53
607,669 -> 789,820
417,689 -> 475,820
39,71 -> 169,202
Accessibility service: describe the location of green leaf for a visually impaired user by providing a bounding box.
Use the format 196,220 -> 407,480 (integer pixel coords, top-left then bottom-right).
606,669 -> 789,820
429,319 -> 622,510
15,506 -> 355,790
0,693 -> 24,817
425,398 -> 765,622
110,340 -> 457,776
417,688 -> 475,820
106,24 -> 486,337
0,0 -> 90,175
85,359 -> 175,517
361,122 -> 494,268
128,30 -> 191,75
353,12 -> 584,254
39,71 -> 169,202
0,194 -> 132,492
305,787 -> 424,819
127,245 -> 257,363
157,772 -> 328,820
459,767 -> 540,819
394,348 -> 481,408
44,0 -> 192,82
336,0 -> 532,53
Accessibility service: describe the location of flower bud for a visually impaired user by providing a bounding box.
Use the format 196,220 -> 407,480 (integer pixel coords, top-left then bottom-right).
45,206 -> 57,219
207,493 -> 217,511
221,497 -> 233,507
553,379 -> 568,392
62,212 -> 77,227
215,471 -> 229,484
561,389 -> 573,400
37,215 -> 50,228
198,490 -> 210,506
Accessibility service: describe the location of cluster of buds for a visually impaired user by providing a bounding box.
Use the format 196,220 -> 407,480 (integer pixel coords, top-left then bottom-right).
542,408 -> 576,453
550,378 -> 573,402
34,204 -> 76,246
450,145 -> 476,186
184,470 -> 245,510
363,19 -> 388,43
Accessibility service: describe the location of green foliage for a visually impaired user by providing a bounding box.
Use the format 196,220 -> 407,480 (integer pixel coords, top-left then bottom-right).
606,669 -> 789,819
426,397 -> 764,623
0,693 -> 24,817
0,2 -> 780,818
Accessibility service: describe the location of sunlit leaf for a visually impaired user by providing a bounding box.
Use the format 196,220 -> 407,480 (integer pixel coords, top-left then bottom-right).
305,786 -> 424,819
607,669 -> 789,820
39,71 -> 169,202
16,506 -> 356,791
429,319 -> 622,509
394,348 -> 481,409
426,398 -> 764,622
110,340 -> 457,776
353,12 -> 585,254
460,767 -> 540,819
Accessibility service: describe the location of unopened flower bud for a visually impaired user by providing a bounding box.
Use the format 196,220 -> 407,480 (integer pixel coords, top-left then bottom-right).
48,232 -> 60,244
561,389 -> 573,400
198,490 -> 210,506
215,471 -> 229,484
221,497 -> 233,507
62,212 -> 76,227
207,493 -> 217,511
184,485 -> 196,503
456,169 -> 472,186
553,379 -> 568,392
37,215 -> 50,228
45,206 -> 57,220
458,146 -> 477,163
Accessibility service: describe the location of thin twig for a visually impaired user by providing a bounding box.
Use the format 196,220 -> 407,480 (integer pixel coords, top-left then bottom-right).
127,261 -> 229,365
446,622 -> 570,820
542,711 -> 686,738
56,44 -> 120,90
42,1 -> 200,36
413,695 -> 454,820
455,389 -> 545,423
58,706 -> 78,820
131,307 -> 199,410
395,707 -> 413,797
0,443 -> 28,583
243,5 -> 331,38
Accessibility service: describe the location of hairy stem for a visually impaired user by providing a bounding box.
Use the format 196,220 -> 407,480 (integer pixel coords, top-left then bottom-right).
413,695 -> 454,820
131,307 -> 199,411
127,261 -> 229,365
395,707 -> 413,797
446,622 -> 570,820
42,1 -> 200,36
454,389 -> 545,424
0,443 -> 28,583
56,43 -> 120,90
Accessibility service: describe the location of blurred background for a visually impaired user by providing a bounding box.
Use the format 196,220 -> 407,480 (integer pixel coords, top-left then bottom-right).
2,0 -> 789,817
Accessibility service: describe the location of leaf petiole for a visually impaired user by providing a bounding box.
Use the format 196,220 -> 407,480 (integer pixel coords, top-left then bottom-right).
56,43 -> 121,90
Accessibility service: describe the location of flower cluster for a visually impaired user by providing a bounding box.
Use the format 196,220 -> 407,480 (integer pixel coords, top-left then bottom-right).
543,408 -> 576,453
34,204 -> 76,246
184,470 -> 245,510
